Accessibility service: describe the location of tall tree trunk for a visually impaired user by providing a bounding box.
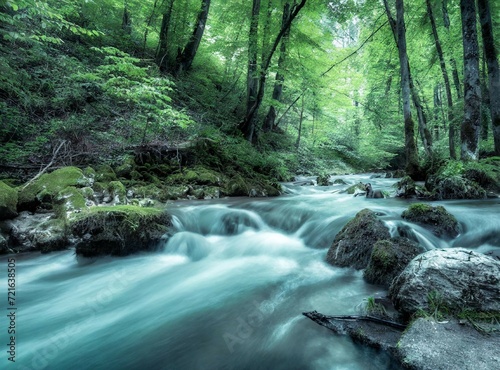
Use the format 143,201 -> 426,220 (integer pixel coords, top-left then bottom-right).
442,0 -> 462,100
241,0 -> 261,142
122,1 -> 132,34
142,0 -> 159,57
156,0 -> 175,72
477,0 -> 500,155
433,85 -> 441,140
384,0 -> 420,175
239,0 -> 307,142
460,0 -> 481,161
427,0 -> 455,158
295,94 -> 305,148
263,2 -> 291,132
481,47 -> 490,140
175,0 -> 211,75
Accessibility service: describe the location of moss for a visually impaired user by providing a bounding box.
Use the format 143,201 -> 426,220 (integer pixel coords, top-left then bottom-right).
83,166 -> 96,178
53,186 -> 87,219
402,203 -> 462,238
115,155 -> 136,178
95,164 -> 117,182
108,181 -> 127,204
18,167 -> 91,212
345,182 -> 365,194
0,181 -> 18,220
80,187 -> 94,199
166,166 -> 221,186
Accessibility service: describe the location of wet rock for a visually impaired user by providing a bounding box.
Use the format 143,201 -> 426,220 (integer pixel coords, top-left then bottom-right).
317,173 -> 331,186
401,203 -> 462,239
397,318 -> 500,370
427,175 -> 486,200
344,182 -> 365,195
394,176 -> 416,198
0,233 -> 8,254
0,181 -> 18,220
390,248 -> 500,318
71,206 -> 171,257
364,238 -> 421,288
326,209 -> 391,269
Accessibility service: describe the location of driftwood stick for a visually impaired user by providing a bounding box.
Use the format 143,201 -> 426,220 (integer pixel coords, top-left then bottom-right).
21,140 -> 66,190
303,311 -> 407,330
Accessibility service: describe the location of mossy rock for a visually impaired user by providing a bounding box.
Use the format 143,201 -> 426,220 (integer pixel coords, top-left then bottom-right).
53,186 -> 87,219
394,176 -> 416,198
115,155 -> 136,178
166,166 -> 221,186
70,206 -> 171,257
326,209 -> 391,269
364,238 -> 422,288
108,181 -> 127,204
428,175 -> 487,200
0,181 -> 18,220
95,164 -> 117,182
32,219 -> 68,253
345,182 -> 366,195
401,203 -> 462,239
317,173 -> 331,186
222,175 -> 250,196
333,178 -> 348,185
18,167 -> 92,212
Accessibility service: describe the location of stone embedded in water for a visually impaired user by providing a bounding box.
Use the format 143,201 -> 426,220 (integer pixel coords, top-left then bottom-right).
326,209 -> 391,269
389,248 -> 500,317
363,237 -> 421,287
401,203 -> 462,239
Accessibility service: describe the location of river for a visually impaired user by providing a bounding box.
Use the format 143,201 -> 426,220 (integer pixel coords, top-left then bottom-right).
3,174 -> 500,369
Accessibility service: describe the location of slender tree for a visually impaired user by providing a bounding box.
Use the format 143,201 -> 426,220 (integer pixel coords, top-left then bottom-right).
156,0 -> 176,72
426,0 -> 455,158
477,0 -> 500,155
459,0 -> 481,160
263,2 -> 291,132
175,0 -> 211,75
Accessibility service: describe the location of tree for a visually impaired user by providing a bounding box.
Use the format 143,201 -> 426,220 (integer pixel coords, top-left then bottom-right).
239,0 -> 307,142
477,0 -> 500,155
263,2 -> 291,132
426,0 -> 455,158
174,0 -> 211,75
156,0 -> 176,72
460,0 -> 481,161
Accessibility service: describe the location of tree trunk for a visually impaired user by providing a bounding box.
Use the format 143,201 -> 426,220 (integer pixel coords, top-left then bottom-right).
426,0 -> 455,158
481,48 -> 490,140
239,0 -> 307,142
240,0 -> 261,142
175,0 -> 211,75
122,1 -> 132,35
477,0 -> 500,155
433,85 -> 441,140
156,0 -> 175,72
460,0 -> 481,161
295,94 -> 305,148
142,0 -> 159,57
263,2 -> 291,132
384,0 -> 420,176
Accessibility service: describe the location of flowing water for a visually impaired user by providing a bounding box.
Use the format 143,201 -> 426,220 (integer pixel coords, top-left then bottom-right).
3,175 -> 500,370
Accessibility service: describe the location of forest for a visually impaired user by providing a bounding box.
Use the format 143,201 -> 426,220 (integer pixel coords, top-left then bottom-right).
1,2 -> 500,369
1,0 -> 498,185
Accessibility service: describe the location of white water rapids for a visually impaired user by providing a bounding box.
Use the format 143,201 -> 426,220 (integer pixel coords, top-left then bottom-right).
2,174 -> 499,369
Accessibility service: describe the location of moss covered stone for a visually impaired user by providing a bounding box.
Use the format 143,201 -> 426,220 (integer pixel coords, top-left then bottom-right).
0,181 -> 18,220
401,203 -> 462,239
18,167 -> 92,212
108,181 -> 127,204
70,205 -> 171,257
345,182 -> 366,195
364,238 -> 421,287
53,186 -> 87,219
95,164 -> 117,182
326,209 -> 391,269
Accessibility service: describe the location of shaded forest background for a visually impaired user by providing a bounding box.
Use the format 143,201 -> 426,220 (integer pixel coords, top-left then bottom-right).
1,0 -> 499,183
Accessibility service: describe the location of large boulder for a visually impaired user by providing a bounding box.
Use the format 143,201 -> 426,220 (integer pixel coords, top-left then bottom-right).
401,203 -> 461,239
390,248 -> 500,318
396,318 -> 500,370
427,175 -> 486,200
70,206 -> 171,257
363,237 -> 422,287
0,181 -> 18,220
18,167 -> 92,212
326,209 -> 391,269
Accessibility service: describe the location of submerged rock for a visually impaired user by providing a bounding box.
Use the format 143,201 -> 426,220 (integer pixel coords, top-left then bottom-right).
390,248 -> 500,318
401,203 -> 461,239
364,237 -> 421,288
326,209 -> 390,269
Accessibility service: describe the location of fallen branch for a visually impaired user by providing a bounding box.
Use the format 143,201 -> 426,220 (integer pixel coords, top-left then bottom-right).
303,310 -> 407,330
21,140 -> 67,190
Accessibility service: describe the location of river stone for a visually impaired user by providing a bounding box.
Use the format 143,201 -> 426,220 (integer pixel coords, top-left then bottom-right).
397,318 -> 500,370
401,203 -> 461,239
326,209 -> 390,269
363,237 -> 421,287
0,181 -> 18,220
389,248 -> 500,317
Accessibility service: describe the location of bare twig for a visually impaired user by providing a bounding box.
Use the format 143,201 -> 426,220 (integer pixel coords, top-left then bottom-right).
22,140 -> 67,190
